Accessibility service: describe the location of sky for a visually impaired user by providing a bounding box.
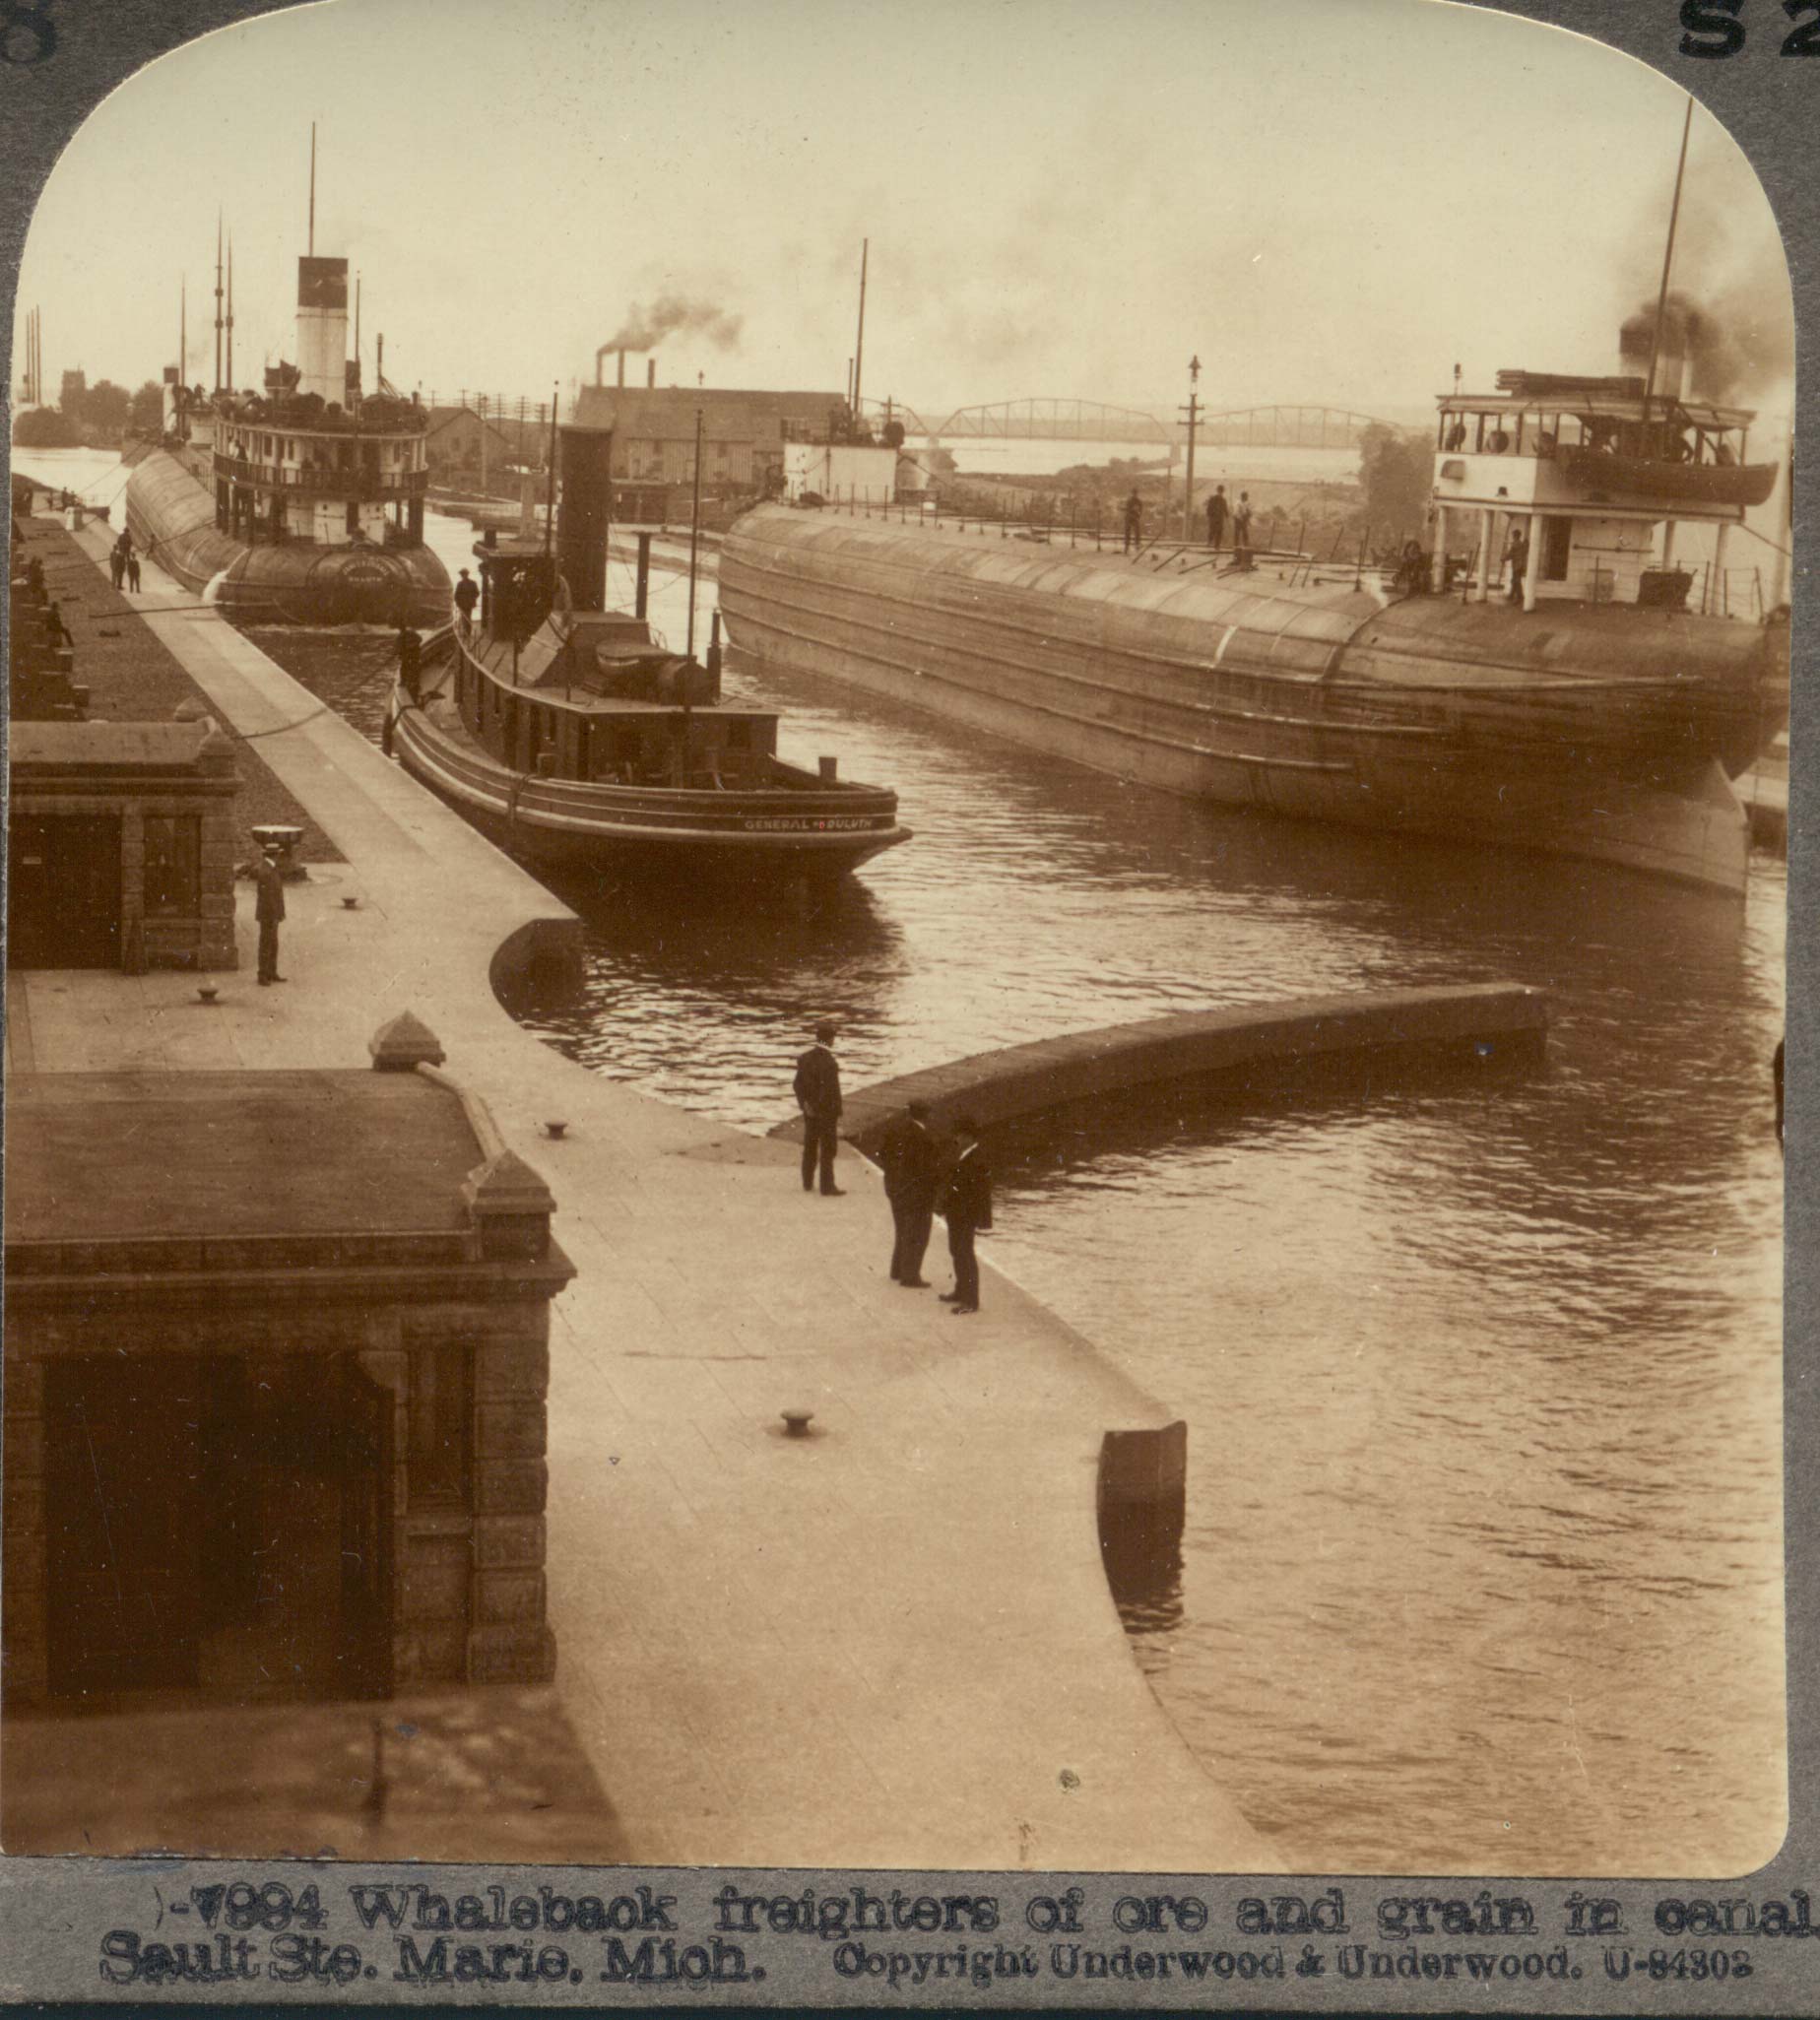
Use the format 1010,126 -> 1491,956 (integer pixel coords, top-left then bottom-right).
11,0 -> 1796,431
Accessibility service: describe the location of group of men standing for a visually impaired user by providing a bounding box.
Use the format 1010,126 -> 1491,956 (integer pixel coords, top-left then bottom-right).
793,1025 -> 995,1317
1120,486 -> 1256,562
1202,485 -> 1255,560
108,530 -> 141,594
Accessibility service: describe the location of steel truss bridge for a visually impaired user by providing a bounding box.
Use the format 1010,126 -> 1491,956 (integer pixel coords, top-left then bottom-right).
865,396 -> 1401,450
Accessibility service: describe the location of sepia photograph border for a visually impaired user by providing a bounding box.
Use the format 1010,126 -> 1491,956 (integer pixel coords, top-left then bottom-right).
0,0 -> 1814,2008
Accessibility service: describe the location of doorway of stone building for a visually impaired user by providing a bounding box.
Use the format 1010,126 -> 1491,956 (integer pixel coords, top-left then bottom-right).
6,814 -> 121,968
43,1351 -> 395,1709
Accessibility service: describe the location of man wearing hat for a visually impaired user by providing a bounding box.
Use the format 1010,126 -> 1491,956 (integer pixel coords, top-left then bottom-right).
793,1022 -> 844,1196
878,1098 -> 939,1286
938,1116 -> 993,1316
254,843 -> 287,986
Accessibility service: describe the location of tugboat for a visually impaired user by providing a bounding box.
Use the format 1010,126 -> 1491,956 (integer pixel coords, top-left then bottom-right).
124,161 -> 448,626
386,528 -> 908,880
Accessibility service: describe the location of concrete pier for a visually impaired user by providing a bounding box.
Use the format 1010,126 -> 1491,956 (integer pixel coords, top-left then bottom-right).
772,986 -> 1549,1153
5,511 -> 1273,1871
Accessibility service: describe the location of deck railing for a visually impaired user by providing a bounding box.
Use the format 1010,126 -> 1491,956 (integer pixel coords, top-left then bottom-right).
215,457 -> 428,501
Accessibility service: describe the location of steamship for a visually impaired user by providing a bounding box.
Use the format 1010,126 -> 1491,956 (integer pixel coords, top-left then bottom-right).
718,354 -> 1788,894
384,438 -> 909,879
123,228 -> 448,627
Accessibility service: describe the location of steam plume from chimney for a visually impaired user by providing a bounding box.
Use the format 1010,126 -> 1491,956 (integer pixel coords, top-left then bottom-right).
605,292 -> 743,354
1618,290 -> 1756,404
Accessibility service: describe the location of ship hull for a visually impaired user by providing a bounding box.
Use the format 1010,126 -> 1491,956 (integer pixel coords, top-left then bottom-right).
388,684 -> 909,880
719,505 -> 1788,893
124,443 -> 450,627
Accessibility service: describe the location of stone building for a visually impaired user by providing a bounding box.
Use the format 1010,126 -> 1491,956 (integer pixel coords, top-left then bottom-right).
568,384 -> 842,499
3,1016 -> 573,1715
7,717 -> 240,971
423,404 -> 517,484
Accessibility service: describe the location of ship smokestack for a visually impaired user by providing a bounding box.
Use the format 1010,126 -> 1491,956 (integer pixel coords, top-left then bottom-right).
297,255 -> 349,406
1620,298 -> 1691,403
618,349 -> 626,388
647,358 -> 656,389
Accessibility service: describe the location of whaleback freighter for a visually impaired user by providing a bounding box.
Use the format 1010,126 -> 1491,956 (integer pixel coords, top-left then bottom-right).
124,216 -> 448,627
718,360 -> 1788,893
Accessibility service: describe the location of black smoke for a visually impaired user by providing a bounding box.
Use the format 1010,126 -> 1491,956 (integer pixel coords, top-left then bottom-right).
605,293 -> 743,354
1619,291 -> 1752,402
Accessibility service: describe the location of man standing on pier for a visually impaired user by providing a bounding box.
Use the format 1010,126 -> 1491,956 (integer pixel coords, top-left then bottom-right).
454,567 -> 480,638
254,844 -> 287,986
879,1098 -> 939,1286
938,1117 -> 992,1317
1233,491 -> 1255,565
1205,484 -> 1228,551
794,1022 -> 844,1196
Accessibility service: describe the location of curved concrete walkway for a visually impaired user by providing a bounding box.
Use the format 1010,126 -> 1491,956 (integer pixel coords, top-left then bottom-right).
20,516 -> 1274,1872
772,987 -> 1547,1153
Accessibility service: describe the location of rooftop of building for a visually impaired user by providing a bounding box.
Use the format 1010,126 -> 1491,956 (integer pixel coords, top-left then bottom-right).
424,404 -> 518,438
6,1067 -> 489,1247
569,385 -> 843,439
8,718 -> 236,778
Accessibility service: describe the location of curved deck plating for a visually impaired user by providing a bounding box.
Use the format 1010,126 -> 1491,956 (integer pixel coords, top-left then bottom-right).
125,442 -> 450,626
719,503 -> 1788,891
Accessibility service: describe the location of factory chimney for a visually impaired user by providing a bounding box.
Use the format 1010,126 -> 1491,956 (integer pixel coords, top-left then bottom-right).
618,350 -> 626,388
647,358 -> 656,388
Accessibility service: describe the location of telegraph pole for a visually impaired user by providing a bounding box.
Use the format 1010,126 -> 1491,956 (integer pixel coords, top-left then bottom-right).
687,407 -> 705,658
851,238 -> 869,432
1180,356 -> 1202,543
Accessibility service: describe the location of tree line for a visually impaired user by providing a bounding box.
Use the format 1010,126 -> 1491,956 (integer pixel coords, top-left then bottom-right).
13,377 -> 165,448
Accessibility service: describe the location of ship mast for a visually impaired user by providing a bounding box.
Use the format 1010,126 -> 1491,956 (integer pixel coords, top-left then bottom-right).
543,381 -> 556,556
308,121 -> 316,258
226,233 -> 234,394
1643,93 -> 1695,422
214,213 -> 224,394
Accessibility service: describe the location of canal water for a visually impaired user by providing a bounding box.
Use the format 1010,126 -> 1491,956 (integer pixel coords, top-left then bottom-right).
19,448 -> 1789,1877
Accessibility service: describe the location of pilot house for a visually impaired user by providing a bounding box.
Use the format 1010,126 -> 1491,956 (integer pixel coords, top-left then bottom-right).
1433,367 -> 1777,614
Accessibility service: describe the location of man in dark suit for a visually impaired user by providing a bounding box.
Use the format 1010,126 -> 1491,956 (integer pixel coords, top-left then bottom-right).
878,1099 -> 940,1286
938,1116 -> 992,1316
254,844 -> 287,986
793,1022 -> 844,1196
